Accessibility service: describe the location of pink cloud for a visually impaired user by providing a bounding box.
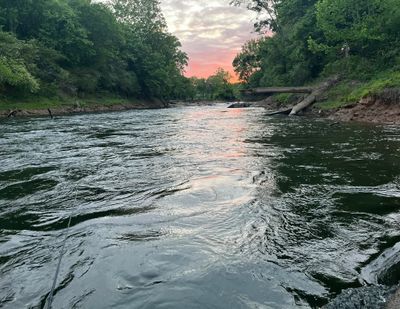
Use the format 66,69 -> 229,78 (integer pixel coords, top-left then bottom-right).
160,0 -> 260,80
185,50 -> 239,81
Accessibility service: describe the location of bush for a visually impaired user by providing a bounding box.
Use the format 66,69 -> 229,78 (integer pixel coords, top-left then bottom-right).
347,71 -> 400,101
0,57 -> 39,93
322,56 -> 381,81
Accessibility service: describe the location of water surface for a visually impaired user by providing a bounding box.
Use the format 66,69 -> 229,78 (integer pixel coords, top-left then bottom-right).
1,105 -> 400,308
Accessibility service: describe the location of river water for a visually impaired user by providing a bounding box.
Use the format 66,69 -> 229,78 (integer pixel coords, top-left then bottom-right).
1,105 -> 400,308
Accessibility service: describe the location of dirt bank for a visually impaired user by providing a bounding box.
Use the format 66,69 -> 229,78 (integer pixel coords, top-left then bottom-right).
0,99 -> 167,118
254,88 -> 400,125
325,96 -> 400,125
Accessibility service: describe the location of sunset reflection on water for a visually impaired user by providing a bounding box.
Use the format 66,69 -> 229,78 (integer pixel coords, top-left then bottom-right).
178,106 -> 250,162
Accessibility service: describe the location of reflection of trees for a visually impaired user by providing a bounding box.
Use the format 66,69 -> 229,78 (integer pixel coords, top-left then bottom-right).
242,119 -> 400,296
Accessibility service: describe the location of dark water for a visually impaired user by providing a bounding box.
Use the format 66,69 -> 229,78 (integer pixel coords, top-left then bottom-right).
1,105 -> 400,308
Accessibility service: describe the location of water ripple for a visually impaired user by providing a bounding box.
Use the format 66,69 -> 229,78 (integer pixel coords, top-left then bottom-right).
0,106 -> 400,308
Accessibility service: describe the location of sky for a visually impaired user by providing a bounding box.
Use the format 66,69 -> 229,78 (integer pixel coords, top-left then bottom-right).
160,0 -> 260,80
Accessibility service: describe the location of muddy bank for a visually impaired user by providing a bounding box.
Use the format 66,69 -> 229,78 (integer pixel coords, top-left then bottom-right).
325,96 -> 400,124
254,88 -> 400,125
0,99 -> 167,118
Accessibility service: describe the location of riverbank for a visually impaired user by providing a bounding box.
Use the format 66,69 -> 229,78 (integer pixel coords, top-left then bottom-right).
322,95 -> 400,124
0,98 -> 232,119
2,85 -> 400,125
0,96 -> 167,118
254,81 -> 400,125
254,96 -> 400,125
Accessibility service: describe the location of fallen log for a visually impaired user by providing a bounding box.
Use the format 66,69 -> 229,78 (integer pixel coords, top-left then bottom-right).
289,94 -> 317,116
228,102 -> 251,108
289,77 -> 339,116
242,86 -> 314,95
7,110 -> 17,118
267,108 -> 292,116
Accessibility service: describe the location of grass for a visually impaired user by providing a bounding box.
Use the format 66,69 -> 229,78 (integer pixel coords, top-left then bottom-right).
0,94 -> 142,111
315,82 -> 359,110
316,70 -> 400,110
347,70 -> 400,101
0,97 -> 65,110
274,93 -> 294,106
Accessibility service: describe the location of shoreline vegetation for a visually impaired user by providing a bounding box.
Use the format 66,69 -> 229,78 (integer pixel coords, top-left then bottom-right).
0,96 -> 168,118
0,0 -> 237,113
1,0 -> 399,124
252,72 -> 400,125
231,0 -> 400,126
2,83 -> 400,125
1,0 -> 400,307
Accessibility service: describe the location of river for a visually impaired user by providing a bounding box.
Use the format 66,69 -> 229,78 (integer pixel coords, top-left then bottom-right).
1,104 -> 400,308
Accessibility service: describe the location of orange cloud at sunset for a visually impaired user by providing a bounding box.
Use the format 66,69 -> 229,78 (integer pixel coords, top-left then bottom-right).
185,49 -> 240,82
160,0 -> 260,82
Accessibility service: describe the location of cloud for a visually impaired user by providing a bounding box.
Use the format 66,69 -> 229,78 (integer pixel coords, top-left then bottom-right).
160,0 -> 260,79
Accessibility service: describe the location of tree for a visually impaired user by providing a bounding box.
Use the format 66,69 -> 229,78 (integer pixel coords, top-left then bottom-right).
230,0 -> 279,32
0,0 -> 94,66
232,0 -> 324,86
110,0 -> 188,99
0,30 -> 39,94
207,68 -> 235,100
112,0 -> 167,34
315,0 -> 395,57
233,38 -> 264,82
0,0 -> 189,100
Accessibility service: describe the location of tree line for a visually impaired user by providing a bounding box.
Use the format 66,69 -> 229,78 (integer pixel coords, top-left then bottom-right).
0,0 -> 246,104
183,68 -> 238,101
0,0 -> 192,101
233,0 -> 400,88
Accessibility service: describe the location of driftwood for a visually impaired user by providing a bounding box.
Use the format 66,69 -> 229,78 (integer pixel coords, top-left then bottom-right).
7,110 -> 17,118
289,78 -> 338,116
289,94 -> 317,116
48,108 -> 53,119
242,86 -> 314,95
267,108 -> 292,116
228,102 -> 251,108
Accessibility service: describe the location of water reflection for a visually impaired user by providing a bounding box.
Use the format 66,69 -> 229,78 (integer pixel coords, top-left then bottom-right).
0,106 -> 399,308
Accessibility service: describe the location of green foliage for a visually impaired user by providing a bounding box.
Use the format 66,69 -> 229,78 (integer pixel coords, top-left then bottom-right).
317,0 -> 384,41
347,71 -> 400,101
274,93 -> 294,106
233,38 -> 263,82
315,71 -> 400,109
207,68 -> 236,100
110,0 -> 188,99
315,0 -> 395,57
231,0 -> 280,32
0,0 -> 189,101
0,57 -> 39,92
190,77 -> 209,100
187,69 -> 237,101
0,30 -> 39,93
234,0 -> 324,87
234,0 -> 400,92
0,94 -> 150,111
314,81 -> 361,109
321,56 -> 380,81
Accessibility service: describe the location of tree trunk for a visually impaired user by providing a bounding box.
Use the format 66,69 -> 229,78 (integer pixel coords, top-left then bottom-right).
289,77 -> 339,116
242,86 -> 314,95
267,108 -> 292,116
7,110 -> 17,118
289,94 -> 317,116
